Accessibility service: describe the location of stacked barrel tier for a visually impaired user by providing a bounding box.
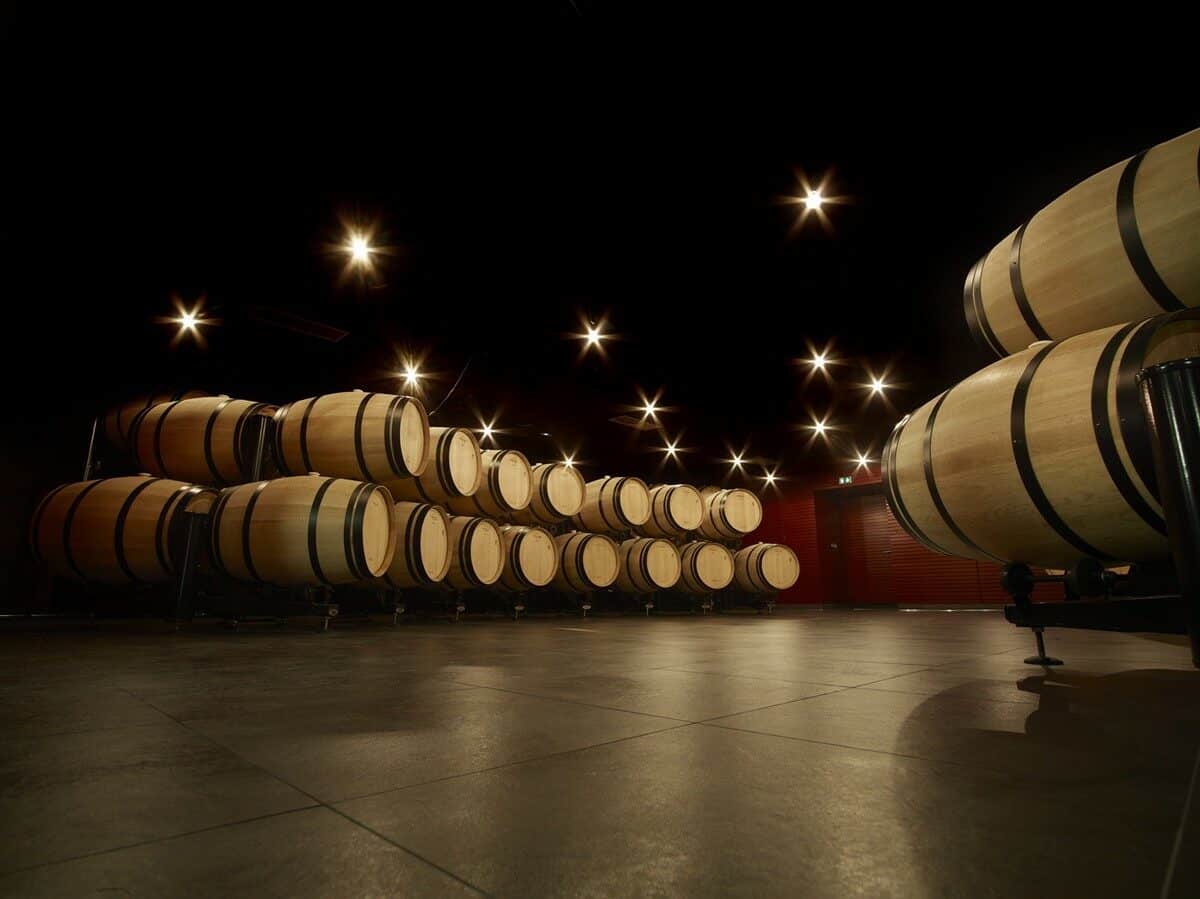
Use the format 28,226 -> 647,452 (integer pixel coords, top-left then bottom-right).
615,537 -> 681,594
102,389 -> 210,452
509,462 -> 585,526
696,487 -> 763,541
388,427 -> 483,504
552,531 -> 619,593
496,525 -> 559,591
130,395 -> 274,486
209,476 -> 396,586
676,540 -> 735,594
637,483 -> 704,538
570,476 -> 651,534
733,543 -> 800,593
30,476 -> 216,584
883,309 -> 1200,568
375,502 -> 451,589
445,449 -> 532,518
273,391 -> 430,483
966,127 -> 1199,357
442,516 -> 504,590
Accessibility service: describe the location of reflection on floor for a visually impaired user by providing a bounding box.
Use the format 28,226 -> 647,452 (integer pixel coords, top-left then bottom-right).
1,608 -> 1198,897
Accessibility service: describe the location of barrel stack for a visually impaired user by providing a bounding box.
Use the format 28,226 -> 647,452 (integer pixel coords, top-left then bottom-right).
39,365 -> 799,611
887,126 -> 1200,575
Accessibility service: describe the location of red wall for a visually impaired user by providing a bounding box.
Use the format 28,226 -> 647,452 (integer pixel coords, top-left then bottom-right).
755,466 -> 1057,605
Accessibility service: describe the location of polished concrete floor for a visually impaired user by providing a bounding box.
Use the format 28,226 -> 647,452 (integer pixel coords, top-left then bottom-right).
1,608 -> 1198,898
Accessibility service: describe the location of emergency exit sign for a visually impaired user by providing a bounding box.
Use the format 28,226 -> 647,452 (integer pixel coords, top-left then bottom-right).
838,475 -> 853,485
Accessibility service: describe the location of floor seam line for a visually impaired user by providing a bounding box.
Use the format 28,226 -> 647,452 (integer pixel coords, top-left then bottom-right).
126,695 -> 496,897
446,680 -> 690,722
698,721 -> 1024,778
333,723 -> 697,804
0,806 -> 321,878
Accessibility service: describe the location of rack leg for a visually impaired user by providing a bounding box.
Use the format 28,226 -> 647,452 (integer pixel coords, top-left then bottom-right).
1024,626 -> 1063,666
1139,358 -> 1200,668
82,417 -> 99,480
250,415 -> 270,481
171,510 -> 207,628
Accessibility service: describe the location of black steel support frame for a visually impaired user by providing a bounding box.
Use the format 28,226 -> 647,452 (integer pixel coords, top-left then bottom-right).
1001,357 -> 1200,669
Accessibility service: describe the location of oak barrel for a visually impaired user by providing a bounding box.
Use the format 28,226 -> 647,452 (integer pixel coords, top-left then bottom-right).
615,537 -> 681,593
966,128 -> 1200,356
696,487 -> 763,540
377,502 -> 451,589
388,427 -> 482,504
883,310 -> 1200,568
273,391 -> 430,482
102,390 -> 208,452
509,462 -> 586,525
733,543 -> 800,593
209,476 -> 396,586
445,449 -> 532,518
30,476 -> 215,584
570,476 -> 651,534
638,483 -> 704,537
677,540 -> 735,594
442,516 -> 504,590
497,525 -> 559,591
552,532 -> 619,592
131,395 -> 273,486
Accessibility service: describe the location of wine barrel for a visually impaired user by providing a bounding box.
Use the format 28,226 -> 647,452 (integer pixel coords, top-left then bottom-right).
442,516 -> 504,590
966,128 -> 1200,357
638,484 -> 704,537
883,309 -> 1200,568
497,525 -> 559,591
29,476 -> 215,584
130,396 -> 273,486
615,537 -> 681,593
733,543 -> 800,593
388,427 -> 482,504
102,390 -> 208,452
210,476 -> 395,586
696,488 -> 763,540
570,476 -> 651,534
552,532 -> 619,592
445,449 -> 532,518
376,502 -> 450,589
677,540 -> 735,594
273,391 -> 430,483
509,462 -> 586,526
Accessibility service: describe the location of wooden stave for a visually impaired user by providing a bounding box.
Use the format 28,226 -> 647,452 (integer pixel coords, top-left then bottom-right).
445,449 -> 533,518
29,476 -> 215,585
732,543 -> 800,593
638,484 -> 704,538
388,427 -> 483,505
569,476 -> 651,534
884,310 -> 1200,568
676,540 -> 735,594
551,531 -> 619,593
273,391 -> 431,483
209,476 -> 396,587
967,128 -> 1200,357
614,537 -> 682,594
509,462 -> 586,526
130,396 -> 273,487
497,525 -> 559,591
376,502 -> 451,589
696,488 -> 763,540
